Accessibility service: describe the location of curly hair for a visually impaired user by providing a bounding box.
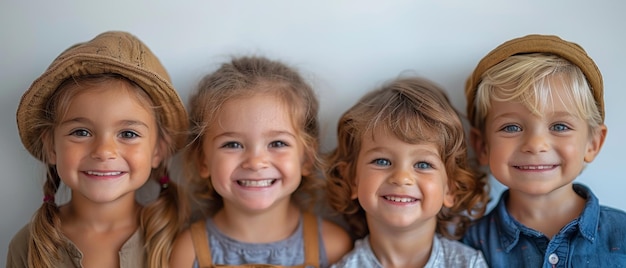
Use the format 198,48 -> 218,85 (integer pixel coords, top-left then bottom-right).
325,77 -> 488,240
184,56 -> 324,218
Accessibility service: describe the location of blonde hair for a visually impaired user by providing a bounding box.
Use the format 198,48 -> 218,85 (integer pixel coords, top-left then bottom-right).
472,53 -> 603,134
185,56 -> 323,218
325,77 -> 488,240
29,74 -> 185,268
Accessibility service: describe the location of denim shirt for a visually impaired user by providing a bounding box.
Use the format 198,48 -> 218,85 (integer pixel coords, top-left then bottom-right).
462,184 -> 626,268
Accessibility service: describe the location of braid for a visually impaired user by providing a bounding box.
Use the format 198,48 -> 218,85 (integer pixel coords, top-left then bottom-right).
28,166 -> 63,267
143,172 -> 188,268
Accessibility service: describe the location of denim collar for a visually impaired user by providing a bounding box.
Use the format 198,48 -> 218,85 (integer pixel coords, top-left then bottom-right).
494,183 -> 600,252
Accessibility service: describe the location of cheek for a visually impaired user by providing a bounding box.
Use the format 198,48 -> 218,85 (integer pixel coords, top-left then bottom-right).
52,142 -> 80,166
277,152 -> 304,174
560,139 -> 587,160
354,173 -> 377,198
125,145 -> 158,170
486,139 -> 512,161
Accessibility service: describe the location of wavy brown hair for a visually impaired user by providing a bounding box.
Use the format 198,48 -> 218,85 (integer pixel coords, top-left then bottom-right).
29,74 -> 185,267
325,77 -> 488,240
184,56 -> 324,218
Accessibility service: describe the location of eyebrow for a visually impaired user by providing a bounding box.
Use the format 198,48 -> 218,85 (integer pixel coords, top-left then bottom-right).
212,130 -> 296,141
59,117 -> 150,128
362,145 -> 440,157
492,110 -> 577,119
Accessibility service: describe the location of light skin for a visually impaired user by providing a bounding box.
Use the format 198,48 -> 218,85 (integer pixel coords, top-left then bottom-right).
471,81 -> 606,238
47,80 -> 163,268
348,127 -> 454,268
170,92 -> 351,267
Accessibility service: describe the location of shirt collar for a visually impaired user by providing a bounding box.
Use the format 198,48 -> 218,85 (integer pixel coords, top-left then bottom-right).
494,183 -> 600,251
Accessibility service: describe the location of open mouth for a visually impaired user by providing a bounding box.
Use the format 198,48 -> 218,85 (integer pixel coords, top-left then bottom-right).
383,196 -> 418,203
237,179 -> 277,187
514,165 -> 557,170
85,171 -> 123,176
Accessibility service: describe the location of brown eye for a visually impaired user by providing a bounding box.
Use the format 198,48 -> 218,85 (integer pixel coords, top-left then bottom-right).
70,129 -> 90,137
221,142 -> 243,149
120,131 -> 139,139
269,141 -> 288,148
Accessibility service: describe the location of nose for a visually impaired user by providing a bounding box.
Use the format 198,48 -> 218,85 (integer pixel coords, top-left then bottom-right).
91,136 -> 118,160
241,148 -> 269,170
387,167 -> 415,186
521,131 -> 550,154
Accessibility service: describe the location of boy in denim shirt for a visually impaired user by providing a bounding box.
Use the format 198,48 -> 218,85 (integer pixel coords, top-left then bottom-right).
462,34 -> 626,267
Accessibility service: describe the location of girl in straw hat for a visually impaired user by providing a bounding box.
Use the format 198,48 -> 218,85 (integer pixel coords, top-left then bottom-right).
7,31 -> 188,268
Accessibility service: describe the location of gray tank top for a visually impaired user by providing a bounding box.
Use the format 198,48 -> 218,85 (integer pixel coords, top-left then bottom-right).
192,213 -> 328,268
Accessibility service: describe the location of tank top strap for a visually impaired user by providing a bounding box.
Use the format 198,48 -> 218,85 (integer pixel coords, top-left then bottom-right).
190,220 -> 213,267
191,213 -> 320,268
301,212 -> 320,268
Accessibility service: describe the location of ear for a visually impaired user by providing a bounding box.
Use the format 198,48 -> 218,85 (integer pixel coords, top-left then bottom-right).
301,151 -> 314,177
197,150 -> 211,179
584,124 -> 607,163
442,180 -> 455,208
151,140 -> 166,168
470,127 -> 489,166
335,162 -> 359,200
43,130 -> 57,165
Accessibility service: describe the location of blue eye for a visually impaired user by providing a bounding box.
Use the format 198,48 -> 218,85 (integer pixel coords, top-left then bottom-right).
551,123 -> 570,132
372,158 -> 391,166
415,161 -> 433,170
502,125 -> 522,133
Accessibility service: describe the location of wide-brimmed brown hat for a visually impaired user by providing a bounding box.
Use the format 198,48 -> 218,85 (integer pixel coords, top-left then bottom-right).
17,31 -> 188,161
465,34 -> 604,125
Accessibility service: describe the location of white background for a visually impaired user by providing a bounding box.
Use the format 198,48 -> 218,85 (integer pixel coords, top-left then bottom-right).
1,1 -> 624,262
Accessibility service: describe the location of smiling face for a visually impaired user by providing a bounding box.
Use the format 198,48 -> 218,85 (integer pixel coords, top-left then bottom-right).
474,79 -> 605,197
198,93 -> 310,213
352,127 -> 454,232
49,79 -> 162,204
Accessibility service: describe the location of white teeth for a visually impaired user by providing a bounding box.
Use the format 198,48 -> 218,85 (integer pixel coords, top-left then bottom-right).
86,171 -> 122,176
384,196 -> 416,203
238,179 -> 274,187
518,165 -> 554,170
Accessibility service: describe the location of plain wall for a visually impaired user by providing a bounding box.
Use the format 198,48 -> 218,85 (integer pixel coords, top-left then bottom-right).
1,0 -> 624,262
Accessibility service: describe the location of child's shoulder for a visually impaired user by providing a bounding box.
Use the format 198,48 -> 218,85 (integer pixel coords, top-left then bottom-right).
6,223 -> 32,266
598,204 -> 626,227
330,237 -> 379,268
319,217 -> 353,265
437,234 -> 480,252
169,223 -> 197,267
577,184 -> 626,230
435,235 -> 487,267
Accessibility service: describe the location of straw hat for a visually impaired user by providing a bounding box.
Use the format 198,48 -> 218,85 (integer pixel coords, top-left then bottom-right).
16,31 -> 188,160
465,34 -> 604,124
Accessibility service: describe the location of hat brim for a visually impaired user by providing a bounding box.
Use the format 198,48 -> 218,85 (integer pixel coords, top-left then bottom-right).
16,31 -> 188,161
465,34 -> 604,124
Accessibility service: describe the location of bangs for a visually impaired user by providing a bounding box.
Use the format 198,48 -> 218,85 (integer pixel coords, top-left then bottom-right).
362,90 -> 446,154
475,53 -> 602,130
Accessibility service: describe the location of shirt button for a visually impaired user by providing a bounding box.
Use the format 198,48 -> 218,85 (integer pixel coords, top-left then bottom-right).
548,253 -> 559,264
